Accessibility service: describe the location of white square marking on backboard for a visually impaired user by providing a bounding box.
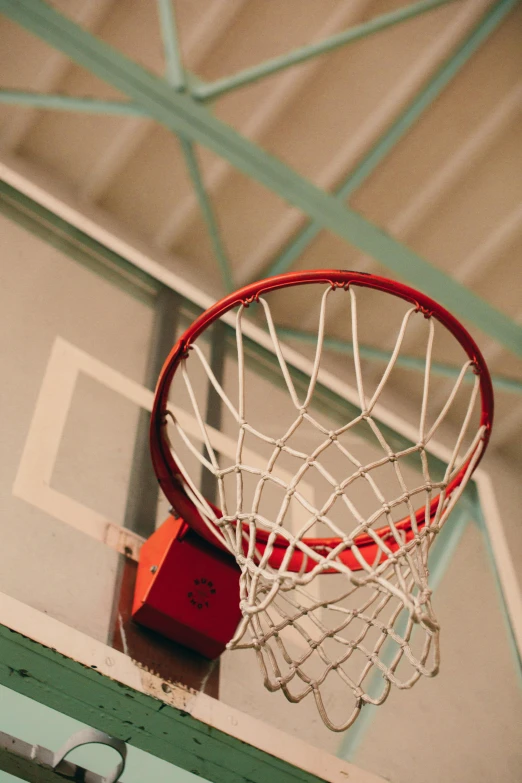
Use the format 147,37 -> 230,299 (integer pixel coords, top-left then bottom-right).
13,337 -> 151,558
13,337 -> 316,568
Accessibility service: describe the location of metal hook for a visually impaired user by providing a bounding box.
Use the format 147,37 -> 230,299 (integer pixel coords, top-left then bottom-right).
52,728 -> 127,783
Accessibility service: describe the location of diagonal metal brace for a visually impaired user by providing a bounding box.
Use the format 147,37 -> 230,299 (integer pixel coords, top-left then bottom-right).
1,0 -> 521,356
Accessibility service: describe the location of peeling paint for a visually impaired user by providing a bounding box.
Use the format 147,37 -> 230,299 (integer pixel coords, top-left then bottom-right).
0,591 -> 388,782
118,614 -> 129,657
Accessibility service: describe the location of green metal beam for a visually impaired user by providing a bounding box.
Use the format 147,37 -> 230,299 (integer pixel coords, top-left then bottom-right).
179,136 -> 235,293
0,89 -> 147,115
5,167 -> 517,392
0,179 -> 160,305
471,487 -> 522,676
0,174 -> 447,477
155,2 -> 234,291
192,0 -> 460,101
157,0 -> 185,90
155,0 -> 234,289
10,174 -> 519,397
266,0 -> 518,278
278,327 -> 522,395
1,0 -> 522,357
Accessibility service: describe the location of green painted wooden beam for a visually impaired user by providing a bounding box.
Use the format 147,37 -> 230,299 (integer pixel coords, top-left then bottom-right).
0,89 -> 147,115
192,0 -> 460,101
178,136 -> 235,293
1,0 -> 521,356
265,0 -> 518,278
0,624 -> 327,783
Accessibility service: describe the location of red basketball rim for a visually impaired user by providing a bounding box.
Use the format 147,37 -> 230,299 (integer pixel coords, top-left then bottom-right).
150,270 -> 494,572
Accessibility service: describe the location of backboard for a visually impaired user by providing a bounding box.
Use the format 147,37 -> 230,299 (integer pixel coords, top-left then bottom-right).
1,185 -> 521,783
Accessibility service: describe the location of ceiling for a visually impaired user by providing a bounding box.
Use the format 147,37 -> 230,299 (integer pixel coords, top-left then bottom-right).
0,0 -> 521,464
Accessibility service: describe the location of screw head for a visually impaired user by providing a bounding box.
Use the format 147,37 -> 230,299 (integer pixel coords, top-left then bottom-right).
150,565 -> 158,574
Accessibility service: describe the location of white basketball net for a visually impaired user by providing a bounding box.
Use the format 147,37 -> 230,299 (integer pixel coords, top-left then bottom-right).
163,285 -> 487,731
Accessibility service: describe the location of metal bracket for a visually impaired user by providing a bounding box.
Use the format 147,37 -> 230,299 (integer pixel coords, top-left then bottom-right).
53,728 -> 127,783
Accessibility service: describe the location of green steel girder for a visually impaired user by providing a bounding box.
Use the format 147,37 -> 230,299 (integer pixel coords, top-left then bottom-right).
155,0 -> 234,293
0,179 -> 160,304
265,0 -> 519,279
1,0 -> 522,357
0,0 -> 460,111
192,0 -> 460,101
178,135 -> 234,292
277,327 -> 522,396
1,176 -> 518,396
2,176 -> 520,394
470,484 -> 522,677
157,0 -> 185,90
0,90 -> 147,115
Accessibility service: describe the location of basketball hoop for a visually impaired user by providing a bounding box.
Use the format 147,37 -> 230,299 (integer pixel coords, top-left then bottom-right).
149,270 -> 493,731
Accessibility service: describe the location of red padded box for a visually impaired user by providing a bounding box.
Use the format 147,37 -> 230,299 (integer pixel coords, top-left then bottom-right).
132,516 -> 242,659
